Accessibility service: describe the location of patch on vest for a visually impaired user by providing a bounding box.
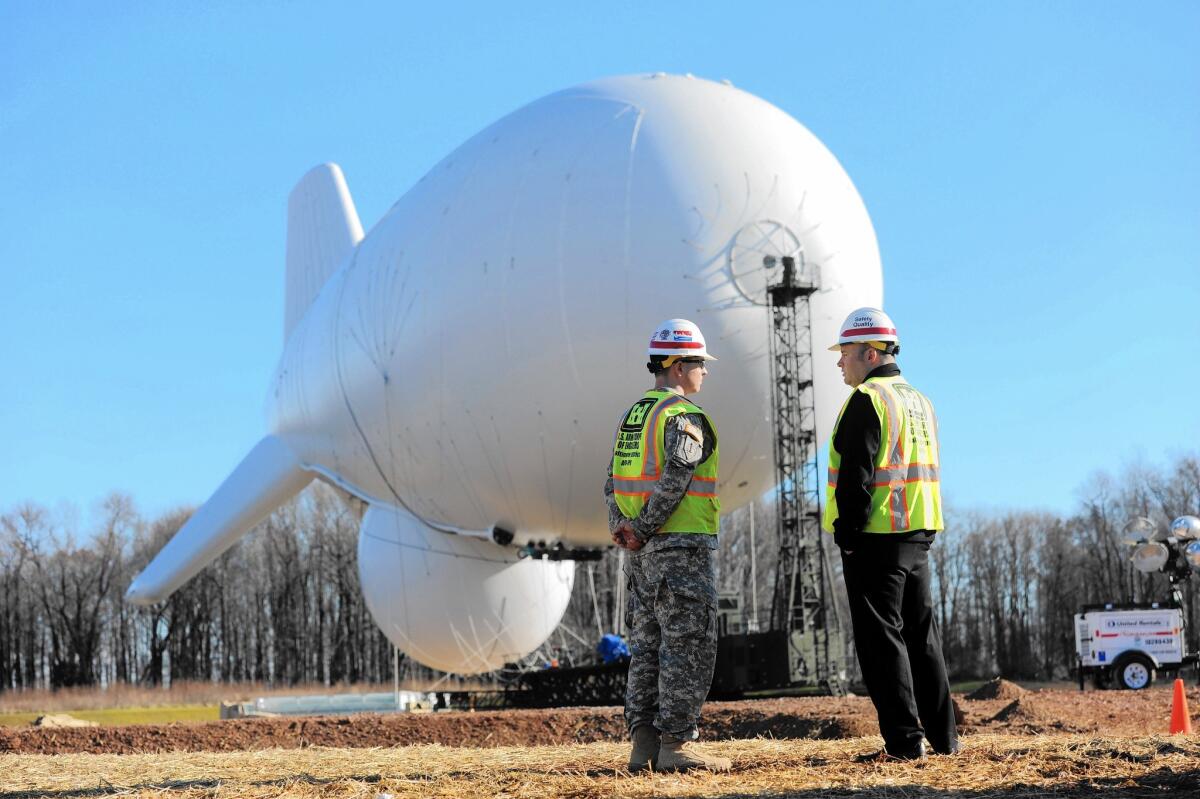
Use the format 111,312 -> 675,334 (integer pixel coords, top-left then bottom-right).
677,418 -> 703,443
621,398 -> 656,432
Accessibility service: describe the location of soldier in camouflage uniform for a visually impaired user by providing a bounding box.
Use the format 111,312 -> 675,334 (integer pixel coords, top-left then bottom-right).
604,318 -> 731,773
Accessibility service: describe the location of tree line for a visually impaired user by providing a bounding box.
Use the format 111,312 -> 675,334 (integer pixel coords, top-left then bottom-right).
1,453 -> 1196,693
0,490 -> 396,691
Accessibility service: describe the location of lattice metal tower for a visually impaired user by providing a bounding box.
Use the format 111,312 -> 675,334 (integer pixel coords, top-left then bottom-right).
765,255 -> 844,691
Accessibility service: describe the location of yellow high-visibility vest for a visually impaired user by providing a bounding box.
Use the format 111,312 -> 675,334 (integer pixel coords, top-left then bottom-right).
611,389 -> 720,534
821,375 -> 943,534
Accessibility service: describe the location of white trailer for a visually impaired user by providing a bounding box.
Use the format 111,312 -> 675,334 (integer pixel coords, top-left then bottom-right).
1075,603 -> 1196,690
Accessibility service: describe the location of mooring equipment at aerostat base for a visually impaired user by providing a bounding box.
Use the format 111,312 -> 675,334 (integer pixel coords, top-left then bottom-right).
502,254 -> 847,710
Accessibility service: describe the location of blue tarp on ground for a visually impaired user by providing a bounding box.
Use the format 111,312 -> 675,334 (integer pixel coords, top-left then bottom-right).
597,633 -> 631,664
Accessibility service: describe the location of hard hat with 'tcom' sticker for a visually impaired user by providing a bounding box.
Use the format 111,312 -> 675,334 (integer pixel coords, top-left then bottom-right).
647,318 -> 717,362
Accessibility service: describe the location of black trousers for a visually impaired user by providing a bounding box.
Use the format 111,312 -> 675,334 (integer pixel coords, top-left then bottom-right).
841,539 -> 957,754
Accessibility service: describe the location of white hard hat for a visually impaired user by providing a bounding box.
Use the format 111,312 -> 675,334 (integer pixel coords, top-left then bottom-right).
647,318 -> 717,362
829,307 -> 900,353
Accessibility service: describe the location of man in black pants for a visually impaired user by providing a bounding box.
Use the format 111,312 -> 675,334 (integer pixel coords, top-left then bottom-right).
821,307 -> 958,760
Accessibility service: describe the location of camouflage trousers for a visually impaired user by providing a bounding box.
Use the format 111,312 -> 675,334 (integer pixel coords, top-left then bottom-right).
624,540 -> 718,742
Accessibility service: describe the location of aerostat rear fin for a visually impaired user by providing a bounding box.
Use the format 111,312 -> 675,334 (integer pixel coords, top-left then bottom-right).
125,436 -> 312,604
284,163 -> 364,338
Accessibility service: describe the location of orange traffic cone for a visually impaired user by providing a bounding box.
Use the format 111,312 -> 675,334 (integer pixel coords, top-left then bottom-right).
1169,678 -> 1193,735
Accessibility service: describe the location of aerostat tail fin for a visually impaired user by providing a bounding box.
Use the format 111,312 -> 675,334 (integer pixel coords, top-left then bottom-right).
125,436 -> 312,604
284,163 -> 364,338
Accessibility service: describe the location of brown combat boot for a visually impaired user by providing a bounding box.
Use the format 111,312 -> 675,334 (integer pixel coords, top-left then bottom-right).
627,725 -> 660,773
655,738 -> 732,772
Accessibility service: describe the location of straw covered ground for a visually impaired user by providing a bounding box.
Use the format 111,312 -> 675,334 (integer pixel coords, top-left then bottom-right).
1,734 -> 1197,798
1,683 -> 1197,797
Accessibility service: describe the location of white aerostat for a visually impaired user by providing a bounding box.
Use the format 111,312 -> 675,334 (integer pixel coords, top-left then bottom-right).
126,73 -> 882,674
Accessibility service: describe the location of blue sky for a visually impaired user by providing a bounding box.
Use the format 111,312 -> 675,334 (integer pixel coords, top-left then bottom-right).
2,2 -> 1196,521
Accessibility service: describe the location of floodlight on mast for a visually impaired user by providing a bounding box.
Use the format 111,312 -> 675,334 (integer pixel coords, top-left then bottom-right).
1170,515 -> 1200,541
1122,516 -> 1157,545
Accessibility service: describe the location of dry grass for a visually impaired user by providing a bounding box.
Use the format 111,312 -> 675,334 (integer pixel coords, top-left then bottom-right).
0,734 -> 1196,798
0,704 -> 218,728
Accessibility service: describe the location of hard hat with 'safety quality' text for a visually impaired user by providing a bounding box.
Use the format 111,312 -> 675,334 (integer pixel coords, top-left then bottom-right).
829,307 -> 900,354
647,318 -> 717,363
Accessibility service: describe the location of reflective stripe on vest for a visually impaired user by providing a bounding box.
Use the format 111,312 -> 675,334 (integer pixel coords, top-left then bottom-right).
611,390 -> 720,534
827,463 -> 941,486
821,375 -> 944,534
611,474 -> 718,497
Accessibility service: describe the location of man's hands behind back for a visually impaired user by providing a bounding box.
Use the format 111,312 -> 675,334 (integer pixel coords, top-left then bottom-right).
611,520 -> 645,551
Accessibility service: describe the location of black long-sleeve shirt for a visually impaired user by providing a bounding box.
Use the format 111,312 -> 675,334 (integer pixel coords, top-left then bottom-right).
832,363 -> 934,547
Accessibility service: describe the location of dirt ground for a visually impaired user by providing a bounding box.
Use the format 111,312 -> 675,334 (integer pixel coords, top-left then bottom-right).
0,680 -> 1195,756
